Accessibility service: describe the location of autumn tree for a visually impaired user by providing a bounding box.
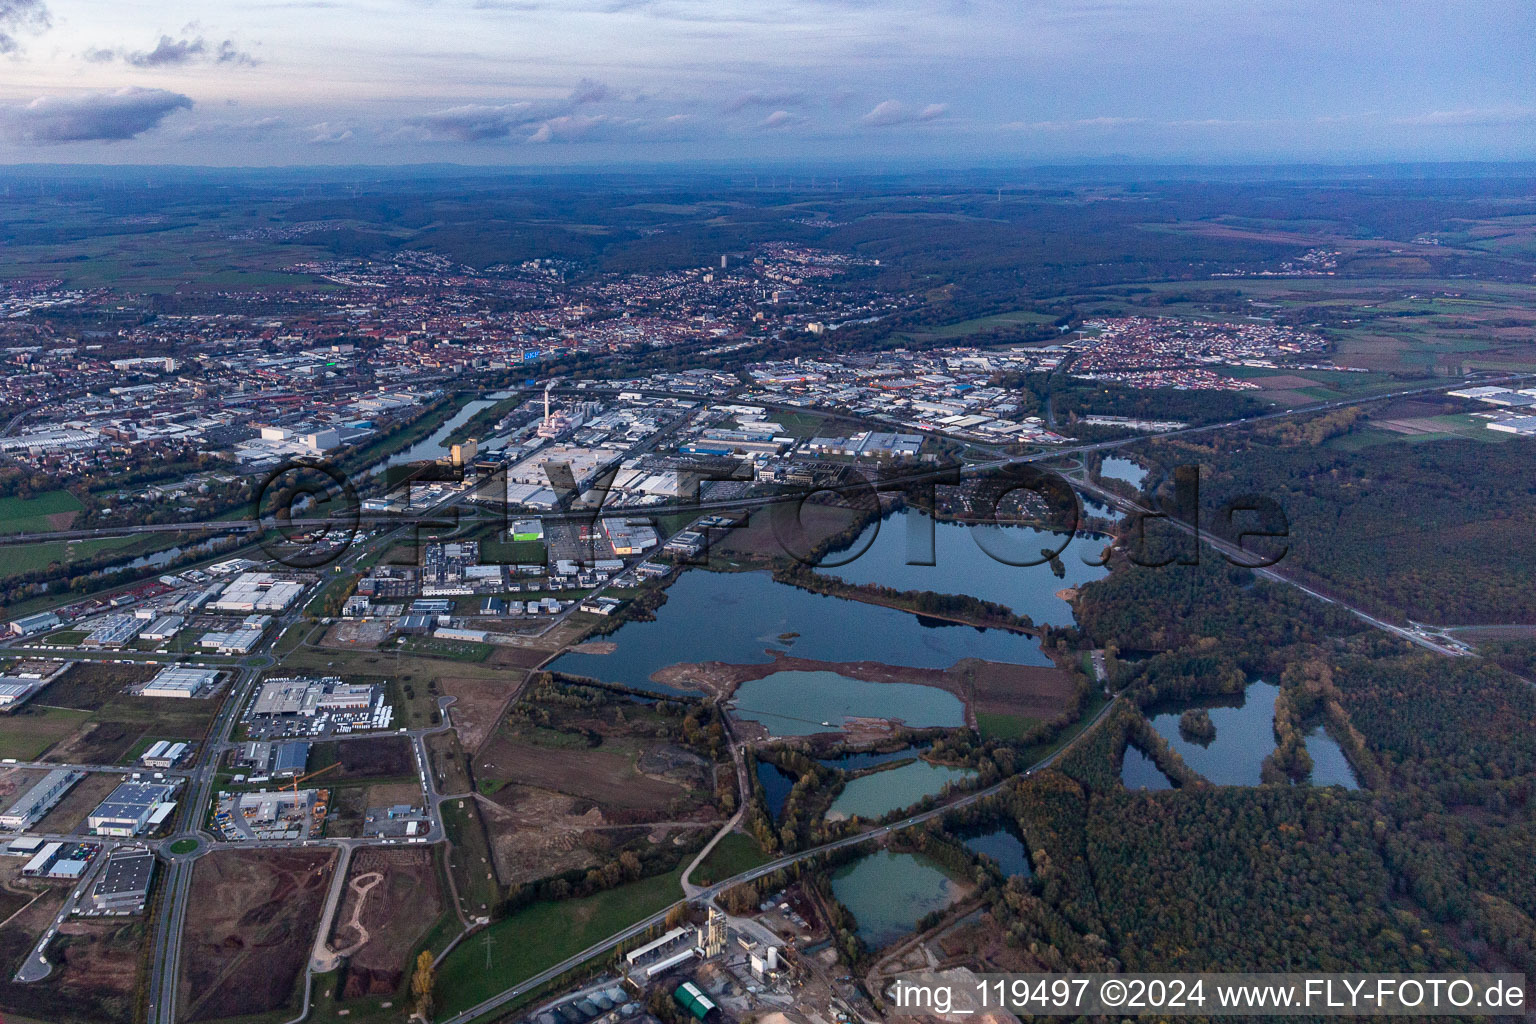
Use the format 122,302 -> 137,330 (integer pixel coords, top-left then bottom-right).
411,950 -> 435,1020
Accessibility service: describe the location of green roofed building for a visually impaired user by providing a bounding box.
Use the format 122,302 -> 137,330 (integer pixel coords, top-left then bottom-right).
673,982 -> 718,1021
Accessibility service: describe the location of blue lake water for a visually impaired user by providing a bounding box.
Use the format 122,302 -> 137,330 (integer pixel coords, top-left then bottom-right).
817,747 -> 920,772
827,760 -> 974,820
731,671 -> 965,737
549,569 -> 1051,693
830,851 -> 964,948
813,509 -> 1109,626
960,826 -> 1032,877
1083,498 -> 1125,522
389,398 -> 496,465
755,761 -> 797,818
1143,681 -> 1280,786
1120,743 -> 1175,790
1303,725 -> 1361,789
1098,457 -> 1148,488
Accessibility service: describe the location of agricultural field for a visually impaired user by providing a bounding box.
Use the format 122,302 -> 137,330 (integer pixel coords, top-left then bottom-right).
0,489 -> 84,533
0,705 -> 92,761
965,661 -> 1078,741
688,832 -> 770,886
178,848 -> 337,1023
478,680 -> 722,824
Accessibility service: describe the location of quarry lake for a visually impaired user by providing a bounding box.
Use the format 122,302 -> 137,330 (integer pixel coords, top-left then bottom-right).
813,509 -> 1109,627
1098,457 -> 1148,488
831,851 -> 964,948
1121,680 -> 1359,789
827,760 -> 975,820
549,569 -> 1052,692
730,670 -> 964,736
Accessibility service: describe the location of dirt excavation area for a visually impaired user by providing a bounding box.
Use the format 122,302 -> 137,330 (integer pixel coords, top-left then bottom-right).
478,786 -> 607,885
329,847 -> 443,1001
178,848 -> 337,1023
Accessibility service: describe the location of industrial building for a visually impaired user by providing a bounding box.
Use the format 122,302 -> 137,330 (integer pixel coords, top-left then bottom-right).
88,781 -> 178,837
140,741 -> 190,769
195,614 -> 269,655
82,615 -> 145,648
601,518 -> 659,556
273,740 -> 311,776
249,677 -> 382,723
22,840 -> 99,879
215,788 -> 325,840
139,614 -> 184,641
141,666 -> 220,699
362,803 -> 430,838
88,847 -> 156,914
7,611 -> 60,637
506,444 -> 618,493
673,982 -> 720,1022
0,664 -> 62,708
233,740 -> 308,775
208,572 -> 308,613
510,518 -> 544,541
0,769 -> 84,830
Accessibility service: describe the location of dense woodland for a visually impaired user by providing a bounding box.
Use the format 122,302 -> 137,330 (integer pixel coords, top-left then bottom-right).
1145,427 -> 1536,624
957,540 -> 1536,983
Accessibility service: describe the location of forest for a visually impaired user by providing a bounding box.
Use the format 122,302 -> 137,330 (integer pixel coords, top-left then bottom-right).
1142,425 -> 1536,624
943,518 -> 1536,984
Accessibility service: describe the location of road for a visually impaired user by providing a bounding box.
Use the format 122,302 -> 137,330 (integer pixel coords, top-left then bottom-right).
5,372 -> 1528,548
1066,475 -> 1469,659
436,693 -> 1121,1024
9,370 -> 1523,1020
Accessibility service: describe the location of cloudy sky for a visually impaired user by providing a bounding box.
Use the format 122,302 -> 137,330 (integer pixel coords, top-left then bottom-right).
1,0 -> 1533,166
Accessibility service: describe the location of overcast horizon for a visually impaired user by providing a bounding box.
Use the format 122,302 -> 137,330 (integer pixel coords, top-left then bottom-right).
1,0 -> 1533,167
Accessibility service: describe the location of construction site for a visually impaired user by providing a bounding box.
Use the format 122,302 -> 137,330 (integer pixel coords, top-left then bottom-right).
213,787 -> 329,841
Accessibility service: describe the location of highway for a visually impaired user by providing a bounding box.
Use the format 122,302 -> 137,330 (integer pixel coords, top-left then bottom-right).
3,371 -> 1528,549
7,370 -> 1524,1022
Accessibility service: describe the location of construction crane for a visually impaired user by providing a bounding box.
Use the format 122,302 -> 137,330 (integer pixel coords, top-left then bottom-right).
287,761 -> 339,794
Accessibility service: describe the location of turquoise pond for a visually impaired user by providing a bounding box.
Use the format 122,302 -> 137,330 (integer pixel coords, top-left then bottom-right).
730,671 -> 965,737
826,760 -> 975,821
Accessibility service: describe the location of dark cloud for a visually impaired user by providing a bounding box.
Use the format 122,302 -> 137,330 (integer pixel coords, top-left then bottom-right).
407,102 -> 533,141
0,0 -> 49,55
6,87 -> 193,142
410,80 -> 629,143
859,99 -> 947,127
90,34 -> 258,68
215,39 -> 258,65
127,35 -> 206,66
569,78 -> 610,104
